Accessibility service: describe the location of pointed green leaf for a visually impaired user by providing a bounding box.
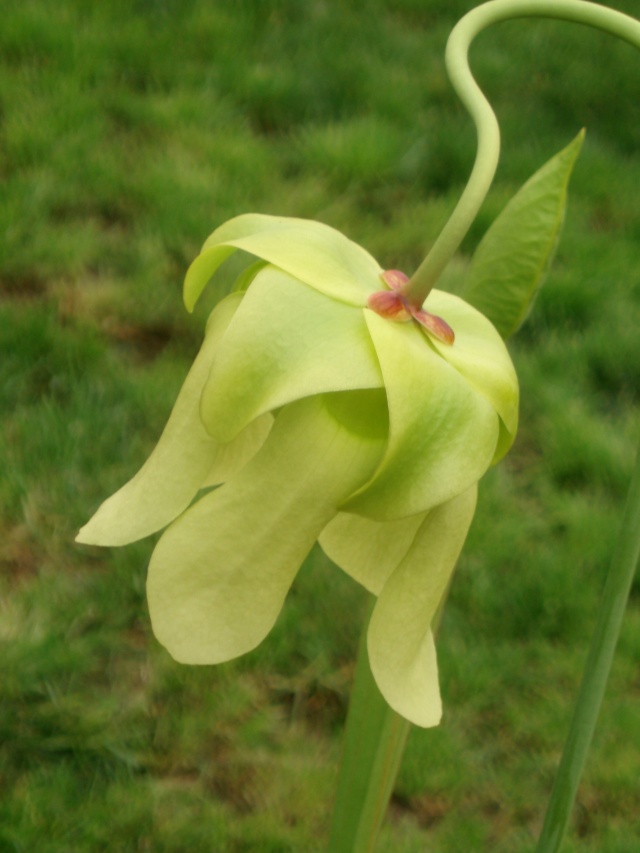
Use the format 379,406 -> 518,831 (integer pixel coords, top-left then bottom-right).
368,486 -> 477,727
425,289 -> 519,458
200,267 -> 383,443
76,294 -> 243,546
343,312 -> 498,520
319,511 -> 425,595
147,393 -> 385,664
184,213 -> 382,311
463,130 -> 584,339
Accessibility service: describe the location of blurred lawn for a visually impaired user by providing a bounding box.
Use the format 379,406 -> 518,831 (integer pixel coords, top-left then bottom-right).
1,0 -> 639,850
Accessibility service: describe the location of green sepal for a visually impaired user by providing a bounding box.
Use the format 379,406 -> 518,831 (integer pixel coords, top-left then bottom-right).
423,290 -> 519,452
463,130 -> 584,339
184,213 -> 382,312
200,267 -> 383,443
342,312 -> 498,521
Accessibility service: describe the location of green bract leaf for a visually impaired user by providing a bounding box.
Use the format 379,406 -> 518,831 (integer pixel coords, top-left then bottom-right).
184,213 -> 382,311
343,312 -> 498,520
76,294 -> 244,547
368,486 -> 477,727
147,393 -> 386,664
463,130 -> 584,339
200,267 -> 383,443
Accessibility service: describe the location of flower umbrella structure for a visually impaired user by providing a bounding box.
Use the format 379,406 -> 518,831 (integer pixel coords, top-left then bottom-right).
77,213 -> 518,727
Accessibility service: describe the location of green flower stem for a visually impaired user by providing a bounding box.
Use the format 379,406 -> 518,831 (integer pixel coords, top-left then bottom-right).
535,443 -> 640,853
329,590 -> 451,851
328,597 -> 411,853
404,0 -> 640,307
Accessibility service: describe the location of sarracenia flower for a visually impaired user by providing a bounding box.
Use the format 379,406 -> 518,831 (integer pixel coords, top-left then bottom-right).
77,214 -> 518,727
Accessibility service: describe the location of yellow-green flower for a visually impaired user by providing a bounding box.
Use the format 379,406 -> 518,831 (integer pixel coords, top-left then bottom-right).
77,214 -> 518,727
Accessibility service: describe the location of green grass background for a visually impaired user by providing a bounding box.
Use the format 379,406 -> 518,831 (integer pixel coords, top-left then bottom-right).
1,0 -> 639,850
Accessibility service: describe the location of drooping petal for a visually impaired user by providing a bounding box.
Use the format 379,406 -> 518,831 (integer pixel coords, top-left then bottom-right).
232,259 -> 268,293
343,311 -> 498,520
201,413 -> 273,488
368,485 -> 477,727
423,290 -> 519,450
319,511 -> 425,595
184,213 -> 382,311
76,294 -> 244,547
200,267 -> 383,443
147,390 -> 387,664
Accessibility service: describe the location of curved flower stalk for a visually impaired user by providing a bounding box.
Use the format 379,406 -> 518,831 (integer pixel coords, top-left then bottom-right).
77,213 -> 518,727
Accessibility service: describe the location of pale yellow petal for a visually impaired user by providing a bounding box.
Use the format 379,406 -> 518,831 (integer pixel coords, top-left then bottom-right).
201,413 -> 273,488
200,268 -> 382,443
425,290 -> 519,449
343,312 -> 498,520
368,486 -> 477,727
184,213 -> 382,310
76,294 -> 243,546
319,511 -> 425,595
147,391 -> 386,664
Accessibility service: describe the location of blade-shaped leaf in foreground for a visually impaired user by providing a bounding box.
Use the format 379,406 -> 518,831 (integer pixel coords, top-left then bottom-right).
463,130 -> 584,339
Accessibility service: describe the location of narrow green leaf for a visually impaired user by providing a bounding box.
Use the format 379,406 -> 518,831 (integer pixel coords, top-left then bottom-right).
463,130 -> 584,339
